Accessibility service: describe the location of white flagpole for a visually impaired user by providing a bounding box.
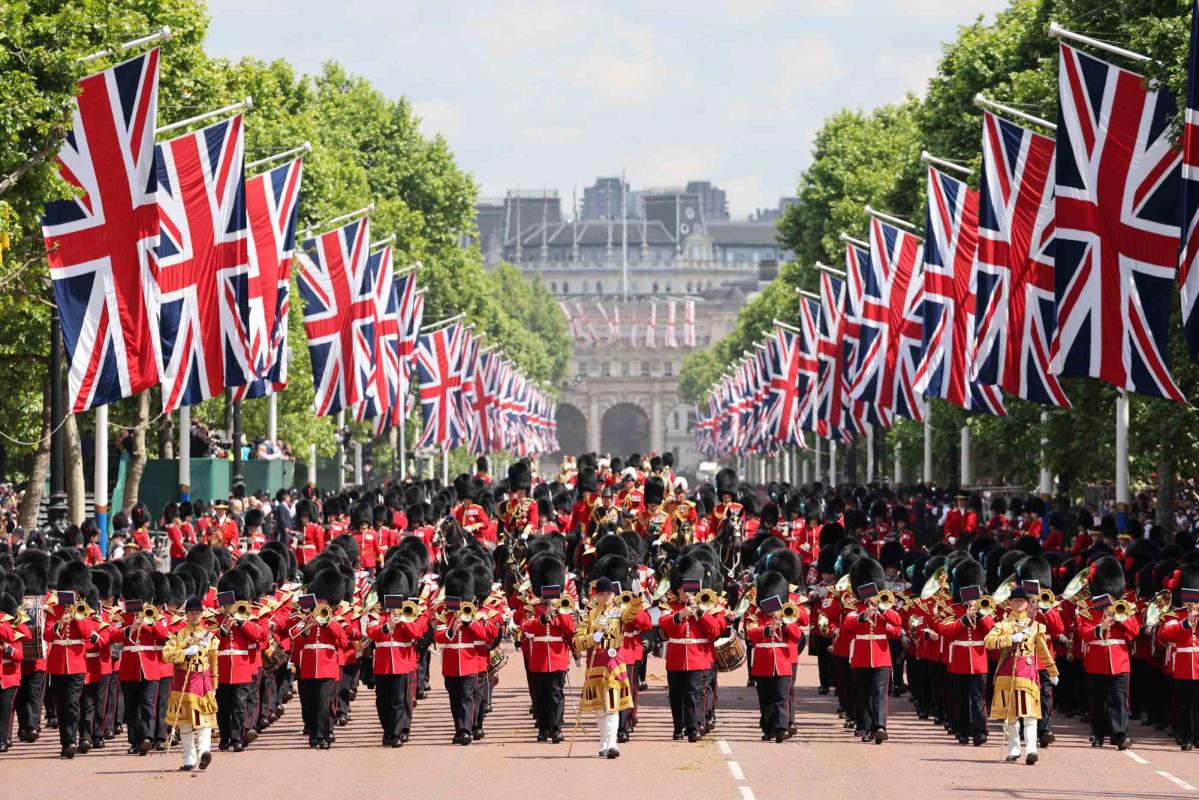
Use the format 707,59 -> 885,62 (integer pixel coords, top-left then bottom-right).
94,406 -> 109,547
1115,391 -> 1130,505
828,439 -> 837,486
960,426 -> 972,486
246,141 -> 311,171
973,94 -> 1057,132
156,97 -> 253,135
79,27 -> 172,64
922,404 -> 933,483
893,441 -> 902,485
178,405 -> 191,500
309,443 -> 318,487
1038,410 -> 1052,496
268,393 -> 278,443
337,409 -> 346,490
866,424 -> 875,483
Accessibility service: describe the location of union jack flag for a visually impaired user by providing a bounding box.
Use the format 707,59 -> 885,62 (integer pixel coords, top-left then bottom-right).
842,242 -> 889,430
416,321 -> 467,448
796,296 -> 822,433
394,273 -> 423,426
234,156 -> 303,401
764,327 -> 809,449
353,245 -> 398,433
815,272 -> 855,441
457,330 -> 481,450
42,49 -> 161,412
296,216 -> 373,416
849,217 -> 926,422
1181,0 -> 1199,358
971,111 -> 1069,407
916,166 -> 1005,415
151,114 -> 254,412
1051,44 -> 1185,402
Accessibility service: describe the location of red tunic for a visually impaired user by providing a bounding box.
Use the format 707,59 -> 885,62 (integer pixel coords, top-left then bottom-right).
368,612 -> 430,675
519,610 -> 576,672
658,601 -> 726,671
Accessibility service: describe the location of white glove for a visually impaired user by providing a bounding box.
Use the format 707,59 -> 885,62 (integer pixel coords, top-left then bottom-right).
630,580 -> 641,595
184,645 -> 200,656
1011,631 -> 1027,643
1049,675 -> 1059,686
592,631 -> 604,643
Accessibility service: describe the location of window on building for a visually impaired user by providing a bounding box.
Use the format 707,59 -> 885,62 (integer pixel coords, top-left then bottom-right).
641,361 -> 650,377
665,282 -> 672,293
664,361 -> 674,377
601,362 -> 611,377
672,411 -> 680,430
621,362 -> 630,377
652,281 -> 659,293
596,280 -> 603,294
551,282 -> 557,294
562,281 -> 570,294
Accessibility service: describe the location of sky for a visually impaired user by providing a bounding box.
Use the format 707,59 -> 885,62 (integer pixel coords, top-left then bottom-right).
205,0 -> 1009,219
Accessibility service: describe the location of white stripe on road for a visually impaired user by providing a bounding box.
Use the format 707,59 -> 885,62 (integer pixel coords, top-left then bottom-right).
1122,749 -> 1149,765
728,761 -> 745,781
1157,771 -> 1198,792
739,788 -> 756,800
717,739 -> 733,755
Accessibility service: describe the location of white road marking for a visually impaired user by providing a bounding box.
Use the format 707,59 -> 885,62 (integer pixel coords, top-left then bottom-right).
739,788 -> 756,800
1157,771 -> 1198,792
1122,749 -> 1149,765
728,761 -> 745,781
717,739 -> 733,756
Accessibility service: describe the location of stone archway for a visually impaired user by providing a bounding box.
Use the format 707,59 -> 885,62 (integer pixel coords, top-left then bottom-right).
600,402 -> 650,458
553,403 -> 587,457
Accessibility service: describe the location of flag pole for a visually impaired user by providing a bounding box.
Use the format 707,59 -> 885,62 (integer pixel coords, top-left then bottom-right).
94,405 -> 109,549
922,405 -> 933,483
815,262 -> 847,278
369,235 -> 396,251
1038,410 -> 1052,496
178,405 -> 190,501
973,94 -> 1057,132
79,26 -> 172,64
156,97 -> 253,135
246,141 -> 311,171
960,426 -> 972,487
1048,21 -> 1151,64
920,151 -> 972,177
865,206 -> 922,236
300,203 -> 376,239
1115,390 -> 1130,505
866,425 -> 875,483
421,312 -> 465,333
838,233 -> 870,250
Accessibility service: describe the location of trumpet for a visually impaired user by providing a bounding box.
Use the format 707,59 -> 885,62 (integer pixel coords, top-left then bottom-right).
1108,599 -> 1133,623
694,588 -> 719,612
141,605 -> 162,625
975,595 -> 996,617
71,601 -> 94,621
230,600 -> 254,623
457,601 -> 478,624
875,590 -> 896,613
554,596 -> 576,614
777,602 -> 802,624
312,605 -> 335,626
1038,588 -> 1059,612
396,600 -> 423,624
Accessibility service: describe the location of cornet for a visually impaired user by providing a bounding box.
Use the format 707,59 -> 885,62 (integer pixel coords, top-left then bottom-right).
457,601 -> 478,624
694,588 -> 719,612
875,590 -> 896,613
141,605 -> 162,625
1038,589 -> 1059,612
554,596 -> 576,614
231,600 -> 254,623
312,605 -> 335,626
1108,599 -> 1133,623
777,602 -> 802,624
397,600 -> 422,624
70,601 -> 94,621
975,595 -> 996,616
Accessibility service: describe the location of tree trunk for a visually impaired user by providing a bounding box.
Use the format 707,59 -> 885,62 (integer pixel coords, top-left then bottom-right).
1155,417 -> 1177,537
18,384 -> 51,531
65,413 -> 85,525
158,411 -> 173,459
120,392 -> 150,512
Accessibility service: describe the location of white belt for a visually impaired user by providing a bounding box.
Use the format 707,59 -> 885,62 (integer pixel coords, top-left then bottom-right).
51,639 -> 84,647
530,636 -> 562,643
1178,647 -> 1199,654
623,632 -> 641,639
952,640 -> 985,648
668,638 -> 706,645
755,642 -> 788,649
443,642 -> 479,650
302,644 -> 335,651
124,645 -> 163,653
855,634 -> 887,641
375,642 -> 413,649
218,649 -> 249,656
85,653 -> 100,659
1090,639 -> 1125,647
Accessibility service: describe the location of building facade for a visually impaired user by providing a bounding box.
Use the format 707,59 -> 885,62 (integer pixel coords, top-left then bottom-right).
477,177 -> 791,470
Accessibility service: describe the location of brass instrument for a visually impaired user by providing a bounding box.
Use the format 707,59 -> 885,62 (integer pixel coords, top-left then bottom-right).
70,601 -> 93,621
457,601 -> 478,624
875,590 -> 896,613
1144,589 -> 1171,627
1062,567 -> 1092,620
919,567 -> 948,601
231,600 -> 254,623
1109,599 -> 1133,623
992,575 -> 1017,605
398,600 -> 423,624
976,595 -> 996,616
695,588 -> 719,612
313,605 -> 334,626
141,605 -> 162,625
555,596 -> 576,614
1038,588 -> 1059,612
651,578 -> 671,603
778,602 -> 802,624
618,590 -> 635,608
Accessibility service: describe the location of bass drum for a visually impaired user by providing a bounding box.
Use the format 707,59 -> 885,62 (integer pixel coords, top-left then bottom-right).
713,634 -> 746,673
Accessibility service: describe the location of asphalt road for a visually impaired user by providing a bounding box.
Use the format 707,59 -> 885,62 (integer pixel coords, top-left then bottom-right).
6,653 -> 1199,800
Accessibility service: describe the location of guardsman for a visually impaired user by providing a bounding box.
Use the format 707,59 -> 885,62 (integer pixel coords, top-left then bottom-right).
213,570 -> 263,752
44,563 -> 100,759
633,477 -> 673,542
118,570 -> 170,756
501,462 -> 538,537
841,556 -> 902,744
615,468 -> 644,515
351,503 -> 380,575
434,568 -> 497,746
291,568 -> 349,750
568,467 -> 601,537
294,499 -> 325,567
942,493 -> 978,545
211,500 -> 241,555
245,508 -> 267,553
521,557 -> 575,743
1077,556 -> 1140,750
710,468 -> 743,533
745,571 -> 808,742
162,596 -> 219,772
0,593 -> 24,753
658,557 -> 727,742
367,569 -> 429,747
452,479 -> 493,546
934,559 -> 994,746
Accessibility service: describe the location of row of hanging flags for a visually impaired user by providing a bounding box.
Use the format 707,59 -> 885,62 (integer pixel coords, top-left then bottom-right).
560,298 -> 697,348
698,10 -> 1199,458
38,41 -> 555,457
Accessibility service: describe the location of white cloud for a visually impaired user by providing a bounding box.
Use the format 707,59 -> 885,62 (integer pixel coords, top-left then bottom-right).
874,50 -> 941,99
804,0 -> 1006,23
774,36 -> 847,96
527,124 -> 584,146
410,99 -> 462,139
625,144 -> 726,189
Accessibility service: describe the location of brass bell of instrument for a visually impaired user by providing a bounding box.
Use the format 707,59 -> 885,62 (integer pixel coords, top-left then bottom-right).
71,601 -> 93,621
695,588 -> 718,611
876,590 -> 896,613
313,605 -> 335,625
977,595 -> 996,616
231,600 -> 253,623
141,605 -> 162,624
458,601 -> 478,624
1110,599 -> 1133,623
778,602 -> 801,624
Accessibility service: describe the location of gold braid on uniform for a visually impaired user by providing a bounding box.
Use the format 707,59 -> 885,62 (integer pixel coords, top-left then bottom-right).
162,623 -> 220,727
983,612 -> 1058,721
573,596 -> 638,714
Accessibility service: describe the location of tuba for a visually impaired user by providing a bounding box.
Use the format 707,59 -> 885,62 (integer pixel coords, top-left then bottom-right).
1062,567 -> 1093,619
992,575 -> 1017,605
1144,589 -> 1171,627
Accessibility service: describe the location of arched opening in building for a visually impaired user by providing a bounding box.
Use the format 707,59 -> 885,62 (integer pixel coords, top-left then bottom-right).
552,403 -> 588,459
601,403 -> 650,459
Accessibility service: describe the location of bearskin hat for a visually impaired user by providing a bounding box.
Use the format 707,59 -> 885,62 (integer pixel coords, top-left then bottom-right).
759,549 -> 804,589
594,533 -> 630,562
906,555 -> 929,586
528,554 -> 567,596
17,553 -> 50,594
305,567 -> 343,606
879,540 -> 905,570
121,570 -> 154,602
849,558 -> 886,600
452,474 -> 473,504
1123,539 -> 1159,578
1008,497 -> 1025,517
1013,535 -> 1042,556
0,593 -> 18,619
950,558 -> 985,603
185,543 -> 217,579
1026,496 -> 1046,516
1015,555 -> 1052,592
89,568 -> 113,602
758,503 -> 779,530
577,467 -> 598,495
990,496 -> 1008,515
819,522 -> 846,550
672,553 -> 707,585
996,549 -> 1027,587
440,567 -> 475,602
131,502 -> 150,529
755,570 -> 789,607
349,502 -> 371,530
715,468 -> 738,497
1088,555 -> 1125,599
294,498 -> 316,523
816,546 -> 838,575
643,476 -> 666,508
2,573 -> 25,602
237,554 -> 274,597
93,562 -> 122,597
620,531 -> 646,565
843,508 -> 868,533
150,571 -> 170,606
501,461 -> 529,493
834,543 -> 866,578
870,499 -> 888,520
968,536 -> 995,563
166,574 -> 187,608
332,533 -> 360,566
56,559 -> 92,595
374,567 -> 412,601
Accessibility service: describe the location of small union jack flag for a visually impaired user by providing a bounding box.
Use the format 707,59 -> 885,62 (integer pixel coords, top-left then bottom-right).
296,216 -> 373,416
416,321 -> 467,448
1051,44 -> 1185,402
353,245 -> 399,433
42,49 -> 162,412
151,114 -> 255,412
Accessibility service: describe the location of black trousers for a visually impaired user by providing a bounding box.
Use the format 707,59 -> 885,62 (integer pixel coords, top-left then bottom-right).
852,666 -> 890,732
153,675 -> 171,742
472,671 -> 488,729
121,679 -> 156,745
244,671 -> 261,734
49,674 -> 84,748
16,670 -> 44,734
953,673 -> 986,737
1037,668 -> 1055,737
374,672 -> 414,739
755,675 -> 789,734
528,671 -> 566,733
811,634 -> 833,689
298,678 -> 336,741
79,680 -> 100,745
444,674 -> 480,735
704,666 -> 719,723
833,655 -> 854,719
216,682 -> 252,745
619,670 -> 640,734
0,685 -> 15,745
1177,678 -> 1199,745
667,669 -> 706,734
103,672 -> 120,735
1088,672 -> 1130,741
257,668 -> 274,728
337,662 -> 359,718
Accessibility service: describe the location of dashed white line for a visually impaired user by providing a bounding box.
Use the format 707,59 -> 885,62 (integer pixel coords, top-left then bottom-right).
728,761 -> 745,781
1157,771 -> 1198,792
717,739 -> 733,756
1122,749 -> 1149,765
738,788 -> 756,800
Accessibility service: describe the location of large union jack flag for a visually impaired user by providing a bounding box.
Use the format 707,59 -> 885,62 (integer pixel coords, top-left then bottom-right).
42,48 -> 161,412
849,217 -> 926,422
417,321 -> 467,448
1182,0 -> 1199,359
764,327 -> 810,450
971,111 -> 1070,407
353,245 -> 399,433
1051,43 -> 1185,402
151,114 -> 255,411
797,296 -> 822,433
234,157 -> 303,401
916,166 -> 1005,415
816,272 -> 855,441
296,216 -> 373,416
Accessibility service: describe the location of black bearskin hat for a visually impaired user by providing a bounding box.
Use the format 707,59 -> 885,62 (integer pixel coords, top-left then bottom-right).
295,499 -> 316,522
1089,555 -> 1125,599
1013,535 -> 1042,556
374,567 -> 412,601
849,558 -> 886,600
997,549 -> 1027,584
715,468 -> 738,497
131,502 -> 150,529
816,546 -> 838,575
755,570 -> 789,606
643,476 -> 665,507
758,549 -> 803,588
121,570 -> 154,602
217,569 -> 254,603
594,534 -> 629,562
879,540 -> 905,570
307,567 -> 345,606
56,560 -> 93,595
834,543 -> 866,578
453,474 -> 473,504
1173,564 -> 1199,608
990,496 -> 1008,515
440,567 -> 475,601
591,554 -> 632,589
89,568 -> 112,601
528,554 -> 567,596
508,462 -> 532,492
244,508 -> 264,530
950,558 -> 985,603
577,467 -> 598,495
819,522 -> 846,549
166,573 -> 187,608
332,533 -> 360,566
352,502 -> 373,530
672,553 -> 707,585
759,503 -> 780,530
1016,556 -> 1052,592
870,499 -> 888,520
